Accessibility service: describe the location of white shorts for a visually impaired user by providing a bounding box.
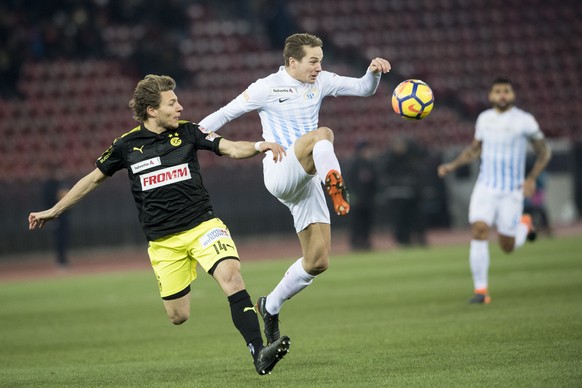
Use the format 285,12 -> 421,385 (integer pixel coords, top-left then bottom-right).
262,143 -> 330,233
468,182 -> 524,237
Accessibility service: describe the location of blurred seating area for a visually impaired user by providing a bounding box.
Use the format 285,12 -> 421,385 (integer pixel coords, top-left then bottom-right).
290,0 -> 581,142
0,0 -> 580,181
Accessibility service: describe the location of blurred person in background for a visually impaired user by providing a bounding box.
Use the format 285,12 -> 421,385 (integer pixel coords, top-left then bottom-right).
199,32 -> 391,345
29,74 -> 291,376
381,137 -> 427,247
523,157 -> 553,237
438,77 -> 551,305
42,165 -> 71,268
347,140 -> 377,251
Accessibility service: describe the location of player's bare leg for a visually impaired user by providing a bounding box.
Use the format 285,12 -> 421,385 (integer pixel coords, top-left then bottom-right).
298,222 -> 331,276
469,221 -> 491,304
212,258 -> 246,295
162,294 -> 191,325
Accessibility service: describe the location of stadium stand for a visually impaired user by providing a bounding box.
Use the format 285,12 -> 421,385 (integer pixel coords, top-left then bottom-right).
0,0 -> 580,183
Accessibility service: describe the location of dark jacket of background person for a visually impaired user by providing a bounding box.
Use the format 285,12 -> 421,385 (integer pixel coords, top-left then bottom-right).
381,138 -> 427,247
347,141 -> 377,251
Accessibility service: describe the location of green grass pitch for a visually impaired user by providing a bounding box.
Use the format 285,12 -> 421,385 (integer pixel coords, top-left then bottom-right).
1,236 -> 581,387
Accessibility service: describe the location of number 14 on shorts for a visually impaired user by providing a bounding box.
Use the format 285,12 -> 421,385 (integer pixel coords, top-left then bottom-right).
212,240 -> 235,254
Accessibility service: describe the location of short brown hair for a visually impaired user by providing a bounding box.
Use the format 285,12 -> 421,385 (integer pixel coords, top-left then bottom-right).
129,74 -> 176,122
283,33 -> 323,66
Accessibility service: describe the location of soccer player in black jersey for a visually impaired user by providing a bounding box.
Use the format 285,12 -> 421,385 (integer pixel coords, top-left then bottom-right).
28,74 -> 290,375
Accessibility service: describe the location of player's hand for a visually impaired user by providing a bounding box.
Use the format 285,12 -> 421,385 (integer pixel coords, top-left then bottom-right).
522,178 -> 536,198
259,142 -> 287,163
28,210 -> 56,230
369,57 -> 391,74
437,163 -> 454,178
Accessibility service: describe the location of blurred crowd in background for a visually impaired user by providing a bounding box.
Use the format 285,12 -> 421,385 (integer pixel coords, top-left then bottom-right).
0,0 -> 298,98
1,0 -> 580,258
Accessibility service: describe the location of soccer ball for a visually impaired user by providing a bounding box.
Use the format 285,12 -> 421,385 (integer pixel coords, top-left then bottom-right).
391,79 -> 434,120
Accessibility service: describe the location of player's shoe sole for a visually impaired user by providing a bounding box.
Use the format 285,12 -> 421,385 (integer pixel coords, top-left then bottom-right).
255,296 -> 280,345
325,169 -> 350,216
255,336 -> 291,375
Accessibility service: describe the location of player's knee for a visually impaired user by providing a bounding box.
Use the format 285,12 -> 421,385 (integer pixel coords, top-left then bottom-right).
219,274 -> 245,295
314,126 -> 334,142
471,222 -> 489,239
168,311 -> 189,325
312,261 -> 328,275
304,256 -> 329,275
212,259 -> 245,294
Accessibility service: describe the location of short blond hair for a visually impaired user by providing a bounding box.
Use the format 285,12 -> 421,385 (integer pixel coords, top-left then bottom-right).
283,33 -> 323,66
129,75 -> 176,122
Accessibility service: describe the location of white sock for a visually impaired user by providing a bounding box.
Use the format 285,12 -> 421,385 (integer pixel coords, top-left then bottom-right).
514,222 -> 528,249
266,258 -> 315,314
470,239 -> 490,291
312,140 -> 341,183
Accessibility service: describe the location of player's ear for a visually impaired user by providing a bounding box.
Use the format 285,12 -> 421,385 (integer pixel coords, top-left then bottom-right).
147,105 -> 157,119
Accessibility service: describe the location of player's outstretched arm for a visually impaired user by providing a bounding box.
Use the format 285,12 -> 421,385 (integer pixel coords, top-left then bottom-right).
218,139 -> 286,163
368,57 -> 391,74
437,139 -> 482,178
29,168 -> 108,230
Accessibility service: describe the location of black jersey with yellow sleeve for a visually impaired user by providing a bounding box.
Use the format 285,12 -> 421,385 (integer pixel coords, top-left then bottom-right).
96,120 -> 222,241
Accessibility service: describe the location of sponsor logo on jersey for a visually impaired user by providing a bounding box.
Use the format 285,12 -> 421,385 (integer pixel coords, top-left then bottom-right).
133,145 -> 145,153
270,87 -> 298,95
131,157 -> 161,174
140,163 -> 191,191
200,227 -> 231,247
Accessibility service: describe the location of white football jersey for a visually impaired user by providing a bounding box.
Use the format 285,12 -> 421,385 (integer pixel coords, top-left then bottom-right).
475,106 -> 544,192
199,66 -> 381,149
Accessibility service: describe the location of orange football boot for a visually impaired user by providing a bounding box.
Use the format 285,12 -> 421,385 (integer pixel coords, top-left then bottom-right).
469,288 -> 491,304
325,169 -> 350,216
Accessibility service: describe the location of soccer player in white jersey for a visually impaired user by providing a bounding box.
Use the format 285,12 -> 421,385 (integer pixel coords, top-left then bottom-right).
438,77 -> 551,304
199,33 -> 391,342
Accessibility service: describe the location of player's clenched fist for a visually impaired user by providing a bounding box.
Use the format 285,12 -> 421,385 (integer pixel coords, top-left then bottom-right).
369,57 -> 391,74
